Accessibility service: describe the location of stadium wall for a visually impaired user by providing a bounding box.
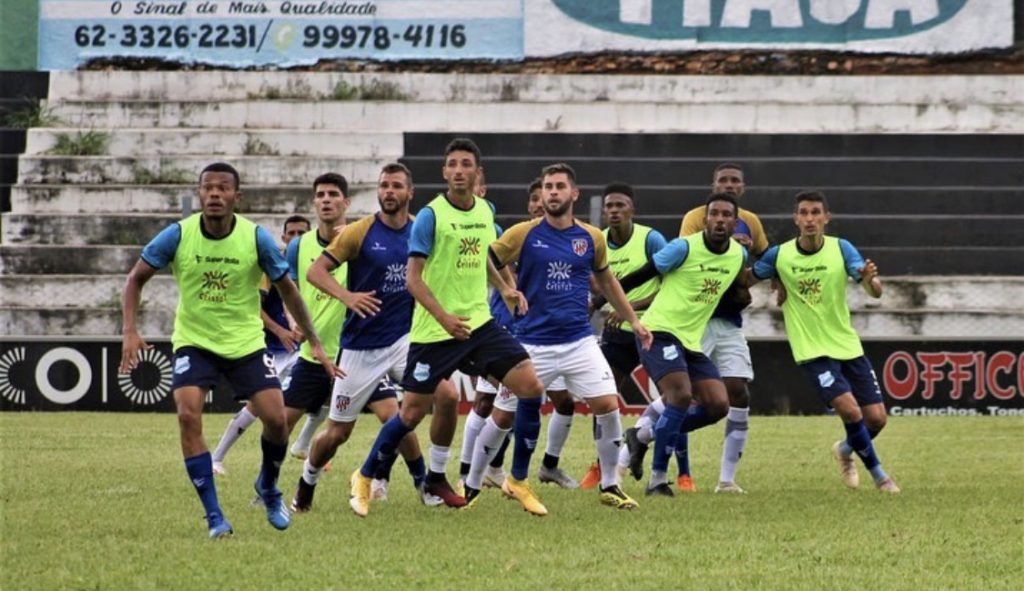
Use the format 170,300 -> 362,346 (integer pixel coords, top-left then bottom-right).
0,0 -> 38,71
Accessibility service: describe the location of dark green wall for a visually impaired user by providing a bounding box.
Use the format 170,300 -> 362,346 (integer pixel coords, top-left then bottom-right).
0,0 -> 38,70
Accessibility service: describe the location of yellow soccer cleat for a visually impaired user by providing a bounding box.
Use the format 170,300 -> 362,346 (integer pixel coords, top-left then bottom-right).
599,485 -> 639,510
349,470 -> 372,518
502,476 -> 548,516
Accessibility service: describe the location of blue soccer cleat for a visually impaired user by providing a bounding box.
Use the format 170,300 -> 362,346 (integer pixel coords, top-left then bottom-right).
207,513 -> 233,539
254,482 -> 291,531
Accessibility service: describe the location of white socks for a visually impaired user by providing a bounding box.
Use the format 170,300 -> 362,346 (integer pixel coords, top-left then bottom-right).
719,406 -> 749,484
212,406 -> 258,462
302,458 -> 323,486
291,405 -> 328,456
467,417 -> 510,490
429,445 -> 450,474
594,410 -> 623,489
460,410 -> 487,466
545,411 -> 573,459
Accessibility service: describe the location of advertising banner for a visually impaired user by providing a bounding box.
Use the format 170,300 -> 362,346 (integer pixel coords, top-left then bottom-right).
38,0 -> 524,70
3,338 -> 1021,415
526,0 -> 1014,55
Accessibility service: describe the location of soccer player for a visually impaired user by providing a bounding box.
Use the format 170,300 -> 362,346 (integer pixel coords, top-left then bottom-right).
120,162 -> 342,538
574,183 -> 669,489
458,177 -> 579,491
291,163 -> 435,512
741,191 -> 899,493
348,138 -> 547,517
616,193 -> 747,496
211,215 -> 309,475
467,163 -> 653,512
625,163 -> 771,493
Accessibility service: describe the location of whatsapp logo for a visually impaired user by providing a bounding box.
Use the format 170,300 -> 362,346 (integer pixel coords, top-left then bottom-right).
274,24 -> 297,51
551,0 -> 969,42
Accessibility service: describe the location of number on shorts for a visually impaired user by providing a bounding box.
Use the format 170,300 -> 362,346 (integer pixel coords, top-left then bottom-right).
263,353 -> 278,379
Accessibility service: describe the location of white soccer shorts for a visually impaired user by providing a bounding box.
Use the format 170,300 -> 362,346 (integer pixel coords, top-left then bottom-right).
701,318 -> 754,381
494,336 -> 615,412
329,336 -> 408,423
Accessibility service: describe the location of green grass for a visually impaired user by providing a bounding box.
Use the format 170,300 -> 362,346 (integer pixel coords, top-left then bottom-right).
1,414 -> 1020,590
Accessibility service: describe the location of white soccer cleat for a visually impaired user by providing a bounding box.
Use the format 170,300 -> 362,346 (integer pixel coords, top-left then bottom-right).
832,440 -> 860,489
371,478 -> 389,501
714,481 -> 746,494
483,466 -> 506,488
876,477 -> 901,494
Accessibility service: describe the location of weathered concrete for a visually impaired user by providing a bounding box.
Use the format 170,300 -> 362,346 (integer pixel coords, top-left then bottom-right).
1,307 -> 174,337
10,185 -> 381,215
1,213 -> 294,245
47,100 -> 1023,133
26,128 -> 402,158
18,155 -> 391,185
49,72 -> 1024,109
0,245 -> 142,275
1,275 -> 178,309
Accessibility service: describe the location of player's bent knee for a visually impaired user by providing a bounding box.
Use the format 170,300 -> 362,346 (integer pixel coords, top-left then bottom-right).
474,394 -> 495,415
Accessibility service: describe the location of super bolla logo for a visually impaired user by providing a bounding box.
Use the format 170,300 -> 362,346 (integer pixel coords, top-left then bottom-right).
552,0 -> 967,42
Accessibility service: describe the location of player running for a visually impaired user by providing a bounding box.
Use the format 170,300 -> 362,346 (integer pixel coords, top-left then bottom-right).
466,163 -> 652,513
741,191 -> 899,493
291,163 -> 436,512
120,162 -> 342,538
348,138 -> 547,517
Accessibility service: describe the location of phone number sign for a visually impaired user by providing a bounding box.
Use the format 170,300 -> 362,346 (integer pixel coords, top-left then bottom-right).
38,1 -> 524,70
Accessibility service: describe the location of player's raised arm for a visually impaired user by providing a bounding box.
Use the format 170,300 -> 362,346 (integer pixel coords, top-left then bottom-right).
274,275 -> 343,378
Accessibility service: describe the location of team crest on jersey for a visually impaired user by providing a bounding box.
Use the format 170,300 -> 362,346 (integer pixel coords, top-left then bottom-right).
174,355 -> 191,374
662,345 -> 679,361
413,362 -> 431,382
572,239 -> 588,256
818,371 -> 836,388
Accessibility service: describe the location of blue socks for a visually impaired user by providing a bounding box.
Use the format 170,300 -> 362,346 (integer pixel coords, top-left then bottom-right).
839,424 -> 883,457
374,450 -> 399,481
405,456 -> 427,488
652,403 -> 687,473
512,397 -> 542,480
361,415 -> 412,478
257,436 -> 287,493
674,431 -> 691,476
679,404 -> 716,434
843,419 -> 888,482
184,451 -> 222,520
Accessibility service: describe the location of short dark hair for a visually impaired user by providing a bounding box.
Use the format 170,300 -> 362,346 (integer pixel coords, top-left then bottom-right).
313,173 -> 348,197
444,138 -> 482,166
713,162 -> 744,176
199,162 -> 240,189
528,177 -> 542,194
283,215 -> 311,231
541,162 -> 577,186
380,162 -> 413,185
794,190 -> 829,212
603,182 -> 634,199
705,192 -> 739,216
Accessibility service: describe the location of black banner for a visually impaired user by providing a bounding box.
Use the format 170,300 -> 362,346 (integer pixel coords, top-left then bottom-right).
2,338 -> 1022,415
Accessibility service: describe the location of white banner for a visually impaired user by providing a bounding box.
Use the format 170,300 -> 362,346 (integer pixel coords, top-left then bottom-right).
525,0 -> 1014,56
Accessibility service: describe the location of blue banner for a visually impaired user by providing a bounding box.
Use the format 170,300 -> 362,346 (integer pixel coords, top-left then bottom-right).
38,1 -> 524,70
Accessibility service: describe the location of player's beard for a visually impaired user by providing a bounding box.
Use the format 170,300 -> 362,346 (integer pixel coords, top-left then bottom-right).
545,200 -> 572,218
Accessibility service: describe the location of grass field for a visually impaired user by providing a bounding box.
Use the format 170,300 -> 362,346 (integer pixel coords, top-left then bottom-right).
1,413 -> 1021,590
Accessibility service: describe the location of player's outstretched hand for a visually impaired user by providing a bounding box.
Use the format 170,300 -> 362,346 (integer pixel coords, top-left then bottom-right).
119,330 -> 153,373
343,290 -> 382,318
632,321 -> 653,351
771,278 -> 787,307
273,324 -> 301,352
501,286 -> 529,316
441,314 -> 472,341
312,343 -> 346,379
605,310 -> 624,330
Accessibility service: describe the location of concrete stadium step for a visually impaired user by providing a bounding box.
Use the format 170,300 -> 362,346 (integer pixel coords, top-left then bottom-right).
1,213 -> 297,246
0,275 -> 177,309
403,155 -> 1024,188
460,186 -> 1024,218
0,245 -> 141,275
46,100 -> 1021,134
0,306 -> 174,337
405,132 -> 1024,160
17,155 -> 390,186
25,129 -> 402,158
10,184 -> 382,215
50,71 -> 1024,107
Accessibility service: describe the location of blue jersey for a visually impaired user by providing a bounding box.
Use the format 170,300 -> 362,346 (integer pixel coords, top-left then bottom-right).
261,283 -> 289,353
490,218 -> 608,346
324,214 -> 414,351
